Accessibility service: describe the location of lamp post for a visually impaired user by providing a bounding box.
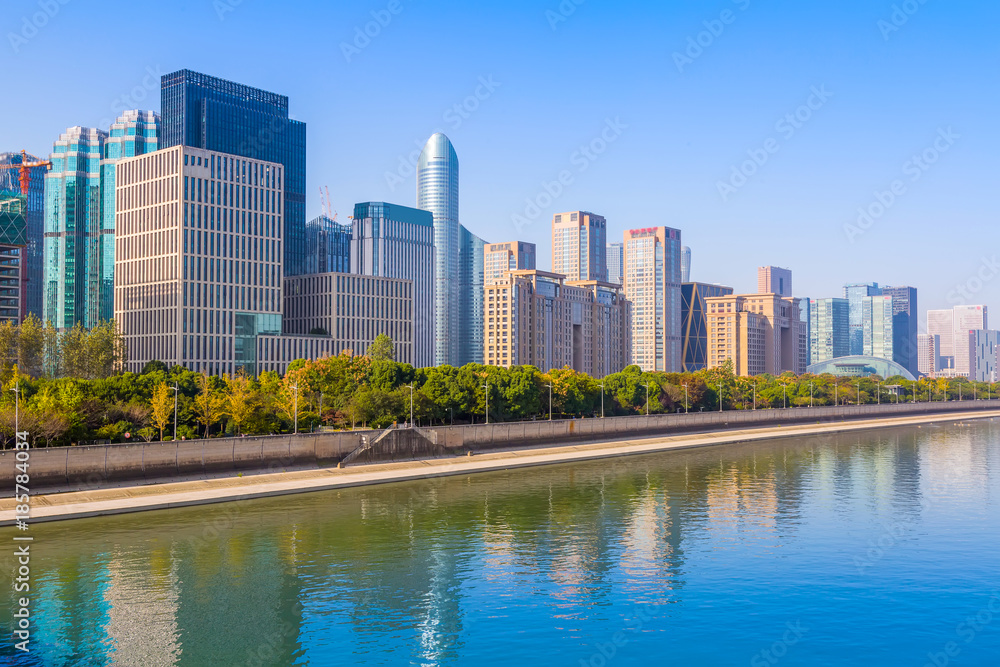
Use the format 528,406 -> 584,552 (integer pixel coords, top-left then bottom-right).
877,381 -> 881,405
483,383 -> 490,424
835,383 -> 839,407
683,384 -> 689,414
719,383 -> 723,412
959,384 -> 963,401
545,383 -> 553,421
406,384 -> 414,427
12,380 -> 19,438
291,384 -> 299,434
753,381 -> 756,411
857,382 -> 861,405
599,381 -> 605,419
319,392 -> 324,427
172,383 -> 179,441
646,383 -> 652,416
783,384 -> 787,409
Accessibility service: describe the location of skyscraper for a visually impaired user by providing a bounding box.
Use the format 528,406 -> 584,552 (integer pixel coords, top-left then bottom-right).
881,285 -> 918,377
808,297 -> 849,364
844,282 -> 881,355
303,215 -> 351,275
0,192 -> 27,323
458,225 -> 486,364
485,241 -> 536,284
44,126 -> 106,330
351,201 -> 435,367
681,246 -> 691,283
953,304 -> 988,378
552,211 -> 607,281
417,133 -> 460,366
862,295 -> 894,361
606,242 -> 624,286
705,293 -> 804,376
758,266 -> 792,297
918,334 -> 940,377
160,70 -> 307,275
623,226 -> 683,372
681,282 -> 734,372
0,152 -> 45,319
927,309 -> 955,370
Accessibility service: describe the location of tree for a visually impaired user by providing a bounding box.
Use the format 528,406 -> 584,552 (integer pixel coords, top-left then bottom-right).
367,333 -> 395,361
150,381 -> 174,441
226,370 -> 258,435
142,360 -> 168,374
192,372 -> 226,438
16,314 -> 45,379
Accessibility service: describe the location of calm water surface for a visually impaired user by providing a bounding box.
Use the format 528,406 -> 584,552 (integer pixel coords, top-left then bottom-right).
3,420 -> 1000,666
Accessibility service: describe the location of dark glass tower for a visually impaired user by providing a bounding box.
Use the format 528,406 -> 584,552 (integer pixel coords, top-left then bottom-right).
882,285 -> 918,377
0,152 -> 45,319
160,70 -> 307,275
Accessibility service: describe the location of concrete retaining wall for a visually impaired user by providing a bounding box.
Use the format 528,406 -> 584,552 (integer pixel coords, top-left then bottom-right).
1,401 -> 996,491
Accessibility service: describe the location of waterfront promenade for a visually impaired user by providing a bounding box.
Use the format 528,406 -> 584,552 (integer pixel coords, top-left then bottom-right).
2,407 -> 998,526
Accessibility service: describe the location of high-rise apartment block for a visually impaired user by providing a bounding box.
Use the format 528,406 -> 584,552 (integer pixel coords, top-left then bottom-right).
605,242 -> 624,286
623,227 -> 683,372
552,211 -> 607,281
705,294 -> 804,376
1,152 -> 45,319
808,297 -> 849,364
485,241 -> 535,285
758,266 -> 792,297
681,282 -> 734,372
160,70 -> 307,276
484,270 -> 631,376
351,201 -> 435,367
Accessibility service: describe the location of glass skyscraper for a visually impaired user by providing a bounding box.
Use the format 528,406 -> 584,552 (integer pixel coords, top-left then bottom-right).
843,282 -> 881,355
881,285 -> 918,377
808,297 -> 849,364
862,295 -> 895,361
303,215 -> 351,275
458,225 -> 486,365
0,152 -> 45,319
160,70 -> 307,275
681,281 -> 733,372
606,242 -> 624,286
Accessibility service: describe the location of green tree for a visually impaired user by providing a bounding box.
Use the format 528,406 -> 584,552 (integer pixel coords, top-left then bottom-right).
192,372 -> 225,438
367,333 -> 395,361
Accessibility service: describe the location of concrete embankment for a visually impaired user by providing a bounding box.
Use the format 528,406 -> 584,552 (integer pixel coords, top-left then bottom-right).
1,407 -> 997,526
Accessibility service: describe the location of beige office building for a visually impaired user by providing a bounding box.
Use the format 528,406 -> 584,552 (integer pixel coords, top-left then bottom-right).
552,211 -> 607,281
705,293 -> 804,376
623,226 -> 683,372
484,270 -> 631,376
484,241 -> 536,284
757,266 -> 792,297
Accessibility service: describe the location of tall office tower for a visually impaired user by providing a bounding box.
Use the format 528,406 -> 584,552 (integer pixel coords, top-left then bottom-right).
758,266 -> 792,297
417,133 -> 460,366
606,242 -> 624,286
100,110 -> 160,322
862,295 -> 895,361
484,270 -> 631,376
881,286 -> 918,377
115,146 -> 285,376
800,297 -> 811,367
808,297 -> 849,364
623,226 -> 683,372
0,192 -> 27,323
927,309 -> 955,370
485,241 -> 536,284
43,126 -> 107,330
844,282 -> 881,355
681,246 -> 691,283
918,334 -> 940,377
351,202 -> 435,368
160,70 -> 307,275
303,215 -> 351,274
953,304 -> 988,378
705,293 -> 804,376
552,211 -> 607,281
973,330 -> 998,382
0,152 -> 45,319
458,225 -> 486,365
681,282 -> 734,372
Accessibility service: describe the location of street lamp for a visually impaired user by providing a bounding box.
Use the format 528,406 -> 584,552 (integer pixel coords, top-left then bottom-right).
11,380 -> 20,438
753,381 -> 757,411
406,384 -> 414,427
645,383 -> 652,416
877,381 -> 881,405
718,383 -> 724,412
857,382 -> 862,405
291,384 -> 299,433
809,381 -> 814,408
599,381 -> 605,419
545,383 -> 553,421
835,382 -> 839,407
683,383 -> 689,414
483,383 -> 490,424
173,383 -> 179,440
783,384 -> 787,409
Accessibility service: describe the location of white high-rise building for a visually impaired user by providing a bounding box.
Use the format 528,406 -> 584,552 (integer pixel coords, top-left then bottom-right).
606,242 -> 624,286
954,304 -> 988,378
681,246 -> 691,283
552,211 -> 607,281
917,333 -> 940,377
927,309 -> 955,370
623,226 -> 683,372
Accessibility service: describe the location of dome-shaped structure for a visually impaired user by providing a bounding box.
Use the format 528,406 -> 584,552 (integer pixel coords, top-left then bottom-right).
806,355 -> 916,381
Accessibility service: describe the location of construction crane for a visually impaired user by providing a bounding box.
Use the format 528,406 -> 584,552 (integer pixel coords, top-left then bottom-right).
318,185 -> 338,222
0,149 -> 51,195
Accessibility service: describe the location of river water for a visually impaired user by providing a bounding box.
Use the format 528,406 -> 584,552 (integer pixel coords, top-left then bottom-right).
3,419 -> 1000,666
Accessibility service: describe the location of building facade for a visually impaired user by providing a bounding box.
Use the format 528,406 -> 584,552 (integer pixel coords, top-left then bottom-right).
485,241 -> 536,285
160,70 -> 307,276
705,293 -> 804,376
881,285 -> 918,377
458,225 -> 486,365
552,211 -> 607,281
303,215 -> 351,275
953,304 -> 988,378
758,266 -> 792,297
917,334 -> 940,377
862,295 -> 894,361
973,330 -> 998,382
808,297 -> 849,365
0,192 -> 27,323
606,242 -> 624,286
927,309 -> 955,371
681,246 -> 691,283
484,270 -> 630,377
0,152 -> 45,319
681,282 -> 734,372
623,226 -> 683,372
844,282 -> 881,355
351,201 -> 434,367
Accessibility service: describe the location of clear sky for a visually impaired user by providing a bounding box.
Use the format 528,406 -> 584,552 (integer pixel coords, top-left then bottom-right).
2,0 -> 997,324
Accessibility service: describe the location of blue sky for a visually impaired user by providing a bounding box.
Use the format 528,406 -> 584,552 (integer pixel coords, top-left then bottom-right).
2,0 -> 997,323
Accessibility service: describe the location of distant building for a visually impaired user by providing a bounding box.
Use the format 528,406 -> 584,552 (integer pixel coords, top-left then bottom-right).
485,241 -> 536,285
681,282 -> 734,372
624,226 -> 683,372
484,270 -> 631,377
552,211 -> 607,281
800,297 -> 811,367
0,152 -> 45,319
844,282 -> 881,355
705,293 -> 804,376
808,298 -> 849,365
459,225 -> 486,365
606,242 -> 624,286
806,355 -> 916,381
0,192 -> 27,323
303,215 -> 351,275
160,69 -> 307,276
758,266 -> 792,297
862,295 -> 894,361
881,285 -> 918,377
351,201 -> 435,367
681,246 -> 691,283
973,330 -> 998,382
927,309 -> 955,370
917,334 -> 940,377
953,305 -> 988,378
